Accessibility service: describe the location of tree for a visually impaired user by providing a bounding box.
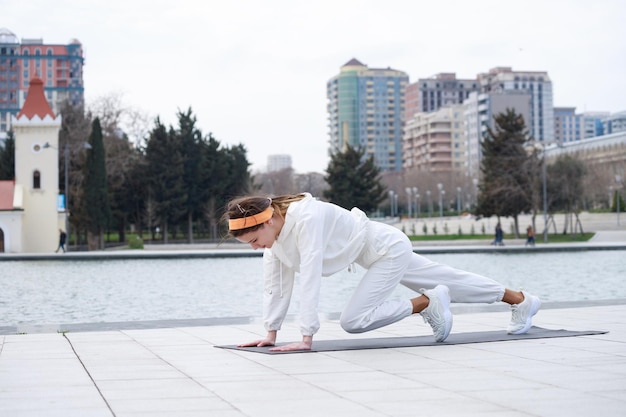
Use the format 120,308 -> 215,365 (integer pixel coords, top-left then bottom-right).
324,145 -> 386,212
611,190 -> 625,213
58,101 -> 93,245
547,155 -> 586,234
0,130 -> 15,180
175,108 -> 205,243
256,168 -> 296,195
476,109 -> 533,236
144,119 -> 187,243
84,118 -> 111,250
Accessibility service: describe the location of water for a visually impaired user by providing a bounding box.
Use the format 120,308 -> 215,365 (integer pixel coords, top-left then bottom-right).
1,251 -> 624,327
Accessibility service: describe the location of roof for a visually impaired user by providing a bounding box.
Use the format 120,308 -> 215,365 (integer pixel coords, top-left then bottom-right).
343,58 -> 365,67
16,77 -> 56,120
0,180 -> 15,210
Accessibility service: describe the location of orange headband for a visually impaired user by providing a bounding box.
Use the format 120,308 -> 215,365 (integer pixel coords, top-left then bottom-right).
228,207 -> 274,231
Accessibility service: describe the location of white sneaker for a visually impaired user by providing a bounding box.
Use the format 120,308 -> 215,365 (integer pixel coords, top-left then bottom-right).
420,285 -> 453,342
507,291 -> 541,334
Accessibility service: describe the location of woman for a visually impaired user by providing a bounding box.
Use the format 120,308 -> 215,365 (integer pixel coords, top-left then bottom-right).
225,193 -> 541,352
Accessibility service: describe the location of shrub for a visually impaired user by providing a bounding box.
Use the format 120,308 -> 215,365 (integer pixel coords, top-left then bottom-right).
128,236 -> 144,250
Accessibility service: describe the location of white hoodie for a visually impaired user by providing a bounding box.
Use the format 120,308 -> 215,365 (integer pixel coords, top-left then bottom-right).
262,193 -> 370,336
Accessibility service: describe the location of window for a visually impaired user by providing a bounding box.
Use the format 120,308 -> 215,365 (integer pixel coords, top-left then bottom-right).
33,170 -> 41,189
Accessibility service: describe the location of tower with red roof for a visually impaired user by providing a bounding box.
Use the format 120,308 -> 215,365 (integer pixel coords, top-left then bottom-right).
0,77 -> 62,252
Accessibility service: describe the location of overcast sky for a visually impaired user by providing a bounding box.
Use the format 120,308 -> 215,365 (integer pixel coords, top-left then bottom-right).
4,0 -> 625,173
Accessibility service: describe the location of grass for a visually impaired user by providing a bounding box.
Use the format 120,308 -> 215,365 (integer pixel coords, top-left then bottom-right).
408,232 -> 595,243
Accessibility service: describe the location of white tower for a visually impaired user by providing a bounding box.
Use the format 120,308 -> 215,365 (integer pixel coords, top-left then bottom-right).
12,77 -> 62,253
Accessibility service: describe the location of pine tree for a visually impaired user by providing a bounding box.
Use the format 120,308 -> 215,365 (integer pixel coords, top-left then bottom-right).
323,145 -> 386,212
175,108 -> 204,242
476,109 -> 532,236
0,130 -> 15,180
84,118 -> 111,249
144,118 -> 187,243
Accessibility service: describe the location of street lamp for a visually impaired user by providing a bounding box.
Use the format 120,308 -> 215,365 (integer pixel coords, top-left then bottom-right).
437,183 -> 444,221
388,190 -> 395,217
541,145 -> 548,243
426,190 -> 432,218
616,175 -> 623,226
472,178 -> 478,207
456,187 -> 461,214
405,187 -> 412,218
412,187 -> 418,219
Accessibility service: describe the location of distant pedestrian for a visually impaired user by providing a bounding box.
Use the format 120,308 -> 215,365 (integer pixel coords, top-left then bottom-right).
55,229 -> 67,253
526,225 -> 536,247
492,223 -> 504,246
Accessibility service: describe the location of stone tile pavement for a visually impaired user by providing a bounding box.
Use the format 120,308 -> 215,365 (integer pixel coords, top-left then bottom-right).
1,303 -> 625,416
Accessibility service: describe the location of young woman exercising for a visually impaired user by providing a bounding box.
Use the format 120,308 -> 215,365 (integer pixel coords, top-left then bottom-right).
225,193 -> 541,352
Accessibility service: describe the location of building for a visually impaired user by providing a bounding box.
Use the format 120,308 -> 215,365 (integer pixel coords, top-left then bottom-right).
404,73 -> 479,121
0,77 -> 64,253
582,111 -> 610,138
478,67 -> 554,144
403,105 -> 466,175
0,28 -> 84,143
463,90 -> 531,177
267,154 -> 292,172
554,107 -> 584,144
603,111 -> 626,135
327,58 -> 408,172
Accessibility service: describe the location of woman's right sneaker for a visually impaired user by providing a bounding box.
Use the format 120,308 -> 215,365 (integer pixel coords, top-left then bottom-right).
420,285 -> 453,342
507,291 -> 541,334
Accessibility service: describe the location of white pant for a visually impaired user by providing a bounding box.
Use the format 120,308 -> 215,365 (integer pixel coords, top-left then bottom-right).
340,221 -> 506,333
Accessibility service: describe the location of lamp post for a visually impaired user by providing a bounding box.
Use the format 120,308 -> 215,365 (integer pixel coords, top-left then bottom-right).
63,144 -> 69,246
405,187 -> 412,219
616,175 -> 623,226
412,187 -> 418,219
388,190 -> 395,217
394,193 -> 398,218
541,145 -> 548,243
456,187 -> 461,214
426,190 -> 432,218
472,178 -> 478,208
437,183 -> 444,221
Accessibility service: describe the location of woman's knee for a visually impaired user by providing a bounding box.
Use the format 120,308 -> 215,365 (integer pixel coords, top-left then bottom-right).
339,314 -> 367,334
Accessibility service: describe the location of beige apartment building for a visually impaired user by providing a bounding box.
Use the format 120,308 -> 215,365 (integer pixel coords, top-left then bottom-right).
403,105 -> 466,175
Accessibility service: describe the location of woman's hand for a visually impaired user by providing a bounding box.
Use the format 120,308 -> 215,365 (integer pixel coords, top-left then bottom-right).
237,331 -> 277,348
269,335 -> 313,352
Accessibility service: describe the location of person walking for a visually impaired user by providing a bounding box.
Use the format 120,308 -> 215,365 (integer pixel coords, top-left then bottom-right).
55,229 -> 67,253
526,225 -> 536,247
224,193 -> 541,352
493,222 -> 504,246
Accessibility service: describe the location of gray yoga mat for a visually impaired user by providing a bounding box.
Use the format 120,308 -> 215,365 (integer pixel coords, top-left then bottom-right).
215,327 -> 608,354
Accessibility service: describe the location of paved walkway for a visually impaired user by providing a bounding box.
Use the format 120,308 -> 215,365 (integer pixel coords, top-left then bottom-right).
1,304 -> 625,416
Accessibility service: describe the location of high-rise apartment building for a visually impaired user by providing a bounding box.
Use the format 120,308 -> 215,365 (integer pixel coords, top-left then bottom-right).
0,28 -> 84,140
403,105 -> 466,174
404,73 -> 479,121
478,67 -> 554,143
327,58 -> 408,172
464,90 -> 532,178
554,107 -> 584,143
